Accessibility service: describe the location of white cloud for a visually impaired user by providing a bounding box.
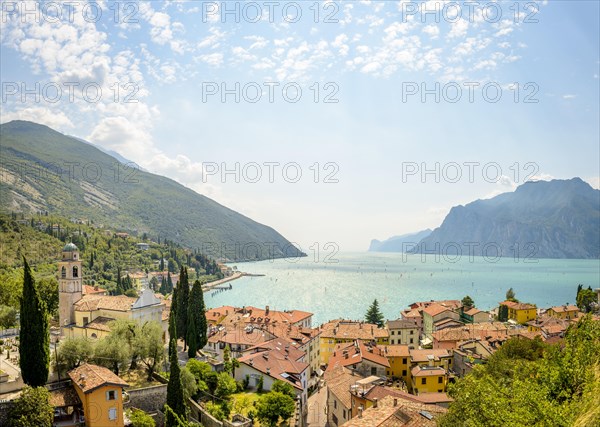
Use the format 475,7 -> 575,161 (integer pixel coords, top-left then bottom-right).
422,24 -> 440,39
562,94 -> 576,99
0,107 -> 74,129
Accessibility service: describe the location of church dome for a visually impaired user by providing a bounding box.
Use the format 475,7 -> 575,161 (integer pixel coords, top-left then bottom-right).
63,242 -> 78,252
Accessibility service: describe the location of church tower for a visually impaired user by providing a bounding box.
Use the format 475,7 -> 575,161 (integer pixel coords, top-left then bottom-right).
58,242 -> 83,332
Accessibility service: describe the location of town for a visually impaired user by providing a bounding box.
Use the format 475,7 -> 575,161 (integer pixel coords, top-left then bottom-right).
1,243 -> 599,427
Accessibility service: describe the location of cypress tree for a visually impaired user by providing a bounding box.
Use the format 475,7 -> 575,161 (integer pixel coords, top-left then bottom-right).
197,281 -> 208,349
166,339 -> 185,421
176,267 -> 189,350
186,302 -> 198,358
167,271 -> 173,293
169,288 -> 178,355
19,257 -> 50,386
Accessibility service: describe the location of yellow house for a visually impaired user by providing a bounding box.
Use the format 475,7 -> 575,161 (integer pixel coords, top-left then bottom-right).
410,366 -> 446,395
499,301 -> 537,324
546,305 -> 579,320
319,320 -> 389,365
381,345 -> 411,385
68,363 -> 129,427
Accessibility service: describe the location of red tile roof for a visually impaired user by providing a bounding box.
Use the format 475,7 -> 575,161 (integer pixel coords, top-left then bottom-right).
327,340 -> 390,372
238,345 -> 308,390
68,363 -> 128,393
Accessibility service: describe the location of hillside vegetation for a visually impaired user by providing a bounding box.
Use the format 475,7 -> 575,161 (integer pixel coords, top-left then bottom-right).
0,120 -> 304,261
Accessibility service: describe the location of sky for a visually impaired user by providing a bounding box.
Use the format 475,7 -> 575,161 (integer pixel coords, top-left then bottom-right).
1,0 -> 599,252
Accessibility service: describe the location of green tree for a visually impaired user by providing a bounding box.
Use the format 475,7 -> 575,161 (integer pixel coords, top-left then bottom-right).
136,321 -> 165,380
19,257 -> 50,386
93,334 -> 130,375
272,380 -> 296,398
126,408 -> 156,427
180,367 -> 198,401
37,277 -> 59,318
53,337 -> 94,376
8,386 -> 53,427
498,304 -> 509,322
257,375 -> 264,393
176,267 -> 189,350
256,392 -> 296,427
166,339 -> 186,421
0,305 -> 18,329
506,287 -> 518,302
365,299 -> 384,327
461,295 -> 474,308
223,344 -> 232,374
169,288 -> 178,355
187,280 -> 206,358
576,287 -> 596,313
205,401 -> 226,421
214,372 -> 237,400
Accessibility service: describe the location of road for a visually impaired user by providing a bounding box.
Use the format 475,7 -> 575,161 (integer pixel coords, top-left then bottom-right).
307,386 -> 328,427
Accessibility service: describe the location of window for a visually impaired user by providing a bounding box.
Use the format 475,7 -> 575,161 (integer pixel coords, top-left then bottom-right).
402,358 -> 407,364
391,330 -> 395,335
421,378 -> 426,385
106,390 -> 116,401
391,340 -> 395,345
72,266 -> 78,278
83,317 -> 89,325
61,267 -> 66,278
371,367 -> 377,375
334,400 -> 337,409
410,330 -> 414,335
402,370 -> 407,376
438,377 -> 443,384
108,407 -> 117,420
410,338 -> 414,344
343,409 -> 346,419
438,389 -> 443,392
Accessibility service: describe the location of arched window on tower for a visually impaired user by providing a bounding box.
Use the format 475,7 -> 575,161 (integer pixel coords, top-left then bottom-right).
73,266 -> 78,278
61,266 -> 66,278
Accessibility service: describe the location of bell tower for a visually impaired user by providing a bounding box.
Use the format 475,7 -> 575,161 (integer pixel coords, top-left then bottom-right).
58,242 -> 83,332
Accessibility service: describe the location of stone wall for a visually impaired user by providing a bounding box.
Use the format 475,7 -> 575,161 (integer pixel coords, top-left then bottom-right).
124,384 -> 167,413
187,398 -> 252,427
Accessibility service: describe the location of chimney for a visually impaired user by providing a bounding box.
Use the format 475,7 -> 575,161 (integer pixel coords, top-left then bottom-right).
373,398 -> 378,408
393,398 -> 398,407
266,306 -> 270,315
358,407 -> 363,418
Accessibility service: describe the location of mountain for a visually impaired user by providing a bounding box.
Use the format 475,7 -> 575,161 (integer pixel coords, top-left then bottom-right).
369,229 -> 432,252
0,120 -> 304,261
413,178 -> 600,259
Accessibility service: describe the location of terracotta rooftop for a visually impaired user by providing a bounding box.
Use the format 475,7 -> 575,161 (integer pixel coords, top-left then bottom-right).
381,345 -> 410,358
320,320 -> 389,340
402,309 -> 421,319
207,324 -> 275,347
548,305 -> 579,313
340,395 -> 447,427
84,316 -> 114,332
68,363 -> 128,394
230,306 -> 313,326
422,303 -> 455,318
238,344 -> 308,390
242,337 -> 305,362
325,366 -> 363,410
464,307 -> 485,316
431,322 -> 509,345
49,386 -> 82,407
74,295 -> 136,312
327,340 -> 390,372
82,285 -> 107,295
411,366 -> 446,377
410,300 -> 461,310
387,319 -> 419,330
499,300 -> 536,310
409,349 -> 450,363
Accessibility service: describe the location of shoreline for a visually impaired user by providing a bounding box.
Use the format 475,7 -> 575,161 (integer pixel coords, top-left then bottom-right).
201,271 -> 264,292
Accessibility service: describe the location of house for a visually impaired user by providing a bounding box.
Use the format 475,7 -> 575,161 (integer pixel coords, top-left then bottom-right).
546,305 -> 579,320
136,243 -> 150,251
380,345 -> 411,385
452,340 -> 494,377
461,307 -> 489,324
236,338 -> 309,405
421,303 -> 460,341
410,366 -> 446,395
68,363 -> 129,427
386,319 -> 419,348
319,320 -> 389,364
499,301 -> 537,324
431,322 -> 509,350
325,366 -> 363,426
400,308 -> 423,334
326,340 -> 390,378
50,385 -> 84,427
205,323 -> 277,359
340,395 -> 447,427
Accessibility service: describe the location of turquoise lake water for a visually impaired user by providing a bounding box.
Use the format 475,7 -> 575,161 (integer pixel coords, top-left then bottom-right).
205,252 -> 600,326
